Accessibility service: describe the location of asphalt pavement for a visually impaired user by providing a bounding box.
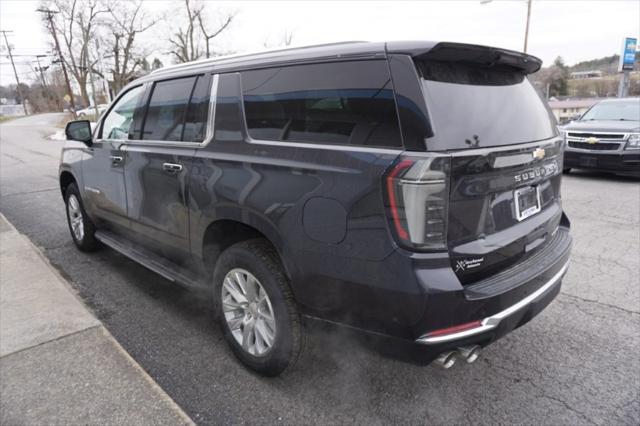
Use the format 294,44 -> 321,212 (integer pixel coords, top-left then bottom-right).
1,113 -> 638,425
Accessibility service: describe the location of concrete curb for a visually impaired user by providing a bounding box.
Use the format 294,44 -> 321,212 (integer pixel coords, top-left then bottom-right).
0,213 -> 195,425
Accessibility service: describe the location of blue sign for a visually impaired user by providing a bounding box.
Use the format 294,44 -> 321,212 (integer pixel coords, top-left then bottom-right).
620,37 -> 637,71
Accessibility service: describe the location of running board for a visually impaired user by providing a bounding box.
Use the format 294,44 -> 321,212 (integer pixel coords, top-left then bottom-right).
95,230 -> 207,291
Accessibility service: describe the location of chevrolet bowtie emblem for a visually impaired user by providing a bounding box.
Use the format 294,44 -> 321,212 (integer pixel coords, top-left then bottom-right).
586,137 -> 599,144
532,147 -> 546,160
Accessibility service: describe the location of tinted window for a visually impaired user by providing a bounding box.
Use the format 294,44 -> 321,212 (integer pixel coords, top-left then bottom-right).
101,85 -> 144,140
241,61 -> 402,148
183,75 -> 212,142
417,60 -> 556,150
214,73 -> 244,142
142,76 -> 196,141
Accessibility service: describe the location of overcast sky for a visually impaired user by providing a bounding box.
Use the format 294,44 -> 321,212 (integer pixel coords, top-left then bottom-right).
1,0 -> 639,86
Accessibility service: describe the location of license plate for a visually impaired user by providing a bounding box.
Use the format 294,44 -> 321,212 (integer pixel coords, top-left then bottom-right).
514,186 -> 541,221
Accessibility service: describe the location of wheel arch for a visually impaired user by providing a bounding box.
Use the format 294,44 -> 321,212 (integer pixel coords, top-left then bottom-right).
198,213 -> 294,281
59,169 -> 77,197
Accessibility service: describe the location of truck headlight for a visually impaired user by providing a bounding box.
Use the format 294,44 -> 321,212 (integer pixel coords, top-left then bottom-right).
626,134 -> 640,150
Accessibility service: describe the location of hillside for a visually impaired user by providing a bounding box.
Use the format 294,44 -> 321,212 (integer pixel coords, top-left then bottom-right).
568,52 -> 640,73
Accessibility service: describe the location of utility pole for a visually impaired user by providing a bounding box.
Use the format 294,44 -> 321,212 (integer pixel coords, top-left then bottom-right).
481,0 -> 533,53
34,55 -> 48,89
523,0 -> 532,53
37,8 -> 77,118
35,54 -> 62,112
0,30 -> 28,116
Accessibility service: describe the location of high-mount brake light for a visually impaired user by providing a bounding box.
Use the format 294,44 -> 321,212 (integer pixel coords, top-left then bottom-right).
384,155 -> 450,251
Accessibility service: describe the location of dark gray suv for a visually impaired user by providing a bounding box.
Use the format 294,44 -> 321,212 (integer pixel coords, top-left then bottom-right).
563,98 -> 640,177
60,41 -> 572,376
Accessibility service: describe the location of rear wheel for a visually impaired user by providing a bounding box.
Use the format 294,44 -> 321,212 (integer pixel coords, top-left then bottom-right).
65,183 -> 98,251
213,239 -> 303,376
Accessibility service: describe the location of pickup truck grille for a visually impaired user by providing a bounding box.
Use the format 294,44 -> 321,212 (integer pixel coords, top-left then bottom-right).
568,141 -> 620,151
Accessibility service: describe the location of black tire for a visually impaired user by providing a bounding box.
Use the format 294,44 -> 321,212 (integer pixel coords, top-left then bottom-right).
213,239 -> 303,376
563,167 -> 571,173
64,182 -> 99,252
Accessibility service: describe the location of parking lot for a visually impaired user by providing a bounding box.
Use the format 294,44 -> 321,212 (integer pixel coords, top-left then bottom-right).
1,113 -> 638,425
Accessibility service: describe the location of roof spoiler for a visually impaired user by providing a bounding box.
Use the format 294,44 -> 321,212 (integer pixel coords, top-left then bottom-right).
413,42 -> 542,74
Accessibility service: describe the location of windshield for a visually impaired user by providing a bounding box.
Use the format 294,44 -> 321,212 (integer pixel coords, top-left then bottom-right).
581,101 -> 640,122
417,60 -> 557,151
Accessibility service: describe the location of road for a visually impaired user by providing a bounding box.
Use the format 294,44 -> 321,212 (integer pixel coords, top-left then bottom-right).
1,113 -> 638,425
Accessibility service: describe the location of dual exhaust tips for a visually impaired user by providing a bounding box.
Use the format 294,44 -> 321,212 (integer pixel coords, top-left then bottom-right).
434,345 -> 481,369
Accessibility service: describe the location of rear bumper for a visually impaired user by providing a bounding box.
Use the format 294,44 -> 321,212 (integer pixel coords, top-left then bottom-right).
403,225 -> 571,361
299,224 -> 572,365
564,149 -> 640,177
416,260 -> 568,345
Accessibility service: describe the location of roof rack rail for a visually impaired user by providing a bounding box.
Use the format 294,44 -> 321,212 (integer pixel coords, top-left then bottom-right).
149,41 -> 368,76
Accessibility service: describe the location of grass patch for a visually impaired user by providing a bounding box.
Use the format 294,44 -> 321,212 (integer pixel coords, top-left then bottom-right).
0,115 -> 19,124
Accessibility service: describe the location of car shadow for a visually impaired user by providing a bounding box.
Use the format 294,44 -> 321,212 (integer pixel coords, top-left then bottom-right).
564,169 -> 639,183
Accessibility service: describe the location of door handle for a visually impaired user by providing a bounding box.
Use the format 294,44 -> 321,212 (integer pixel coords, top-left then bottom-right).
162,163 -> 183,174
110,155 -> 123,166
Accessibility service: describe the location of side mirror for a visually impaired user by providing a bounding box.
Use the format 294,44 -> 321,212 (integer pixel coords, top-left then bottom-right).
65,120 -> 93,146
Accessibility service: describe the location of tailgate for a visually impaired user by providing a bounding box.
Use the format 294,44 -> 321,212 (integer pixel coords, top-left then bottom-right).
447,139 -> 565,284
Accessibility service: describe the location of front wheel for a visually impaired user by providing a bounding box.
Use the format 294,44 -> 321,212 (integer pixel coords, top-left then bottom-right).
65,183 -> 99,251
213,239 -> 303,376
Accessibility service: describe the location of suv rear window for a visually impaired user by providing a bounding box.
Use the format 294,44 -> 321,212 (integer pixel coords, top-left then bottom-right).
241,61 -> 402,148
417,60 -> 557,151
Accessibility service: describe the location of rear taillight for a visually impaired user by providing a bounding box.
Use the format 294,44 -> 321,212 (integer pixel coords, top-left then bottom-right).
383,154 -> 450,251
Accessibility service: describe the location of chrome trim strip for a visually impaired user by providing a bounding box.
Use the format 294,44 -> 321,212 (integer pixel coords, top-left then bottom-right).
493,152 -> 536,168
447,138 -> 561,157
247,138 -> 404,154
416,260 -> 570,345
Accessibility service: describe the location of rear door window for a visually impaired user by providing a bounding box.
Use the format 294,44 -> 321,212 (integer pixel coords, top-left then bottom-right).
241,61 -> 402,148
417,60 -> 557,150
141,76 -> 196,141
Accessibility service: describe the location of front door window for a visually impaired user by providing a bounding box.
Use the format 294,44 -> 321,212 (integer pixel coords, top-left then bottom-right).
101,85 -> 144,140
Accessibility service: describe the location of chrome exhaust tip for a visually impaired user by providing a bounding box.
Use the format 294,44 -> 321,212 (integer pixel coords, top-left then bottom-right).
434,351 -> 457,369
456,345 -> 481,364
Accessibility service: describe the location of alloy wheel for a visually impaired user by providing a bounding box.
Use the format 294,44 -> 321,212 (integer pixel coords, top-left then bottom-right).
67,194 -> 84,241
221,268 -> 276,356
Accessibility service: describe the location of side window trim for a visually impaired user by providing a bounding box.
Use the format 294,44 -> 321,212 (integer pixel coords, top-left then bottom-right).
238,61 -> 404,154
122,73 -> 219,148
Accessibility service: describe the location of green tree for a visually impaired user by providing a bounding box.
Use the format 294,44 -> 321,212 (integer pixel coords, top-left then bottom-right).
531,56 -> 570,98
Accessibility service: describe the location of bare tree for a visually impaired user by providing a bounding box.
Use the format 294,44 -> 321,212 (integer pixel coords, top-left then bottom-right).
168,0 -> 202,63
168,0 -> 235,63
197,9 -> 234,58
105,0 -> 158,92
263,29 -> 295,49
45,0 -> 107,106
282,29 -> 294,47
